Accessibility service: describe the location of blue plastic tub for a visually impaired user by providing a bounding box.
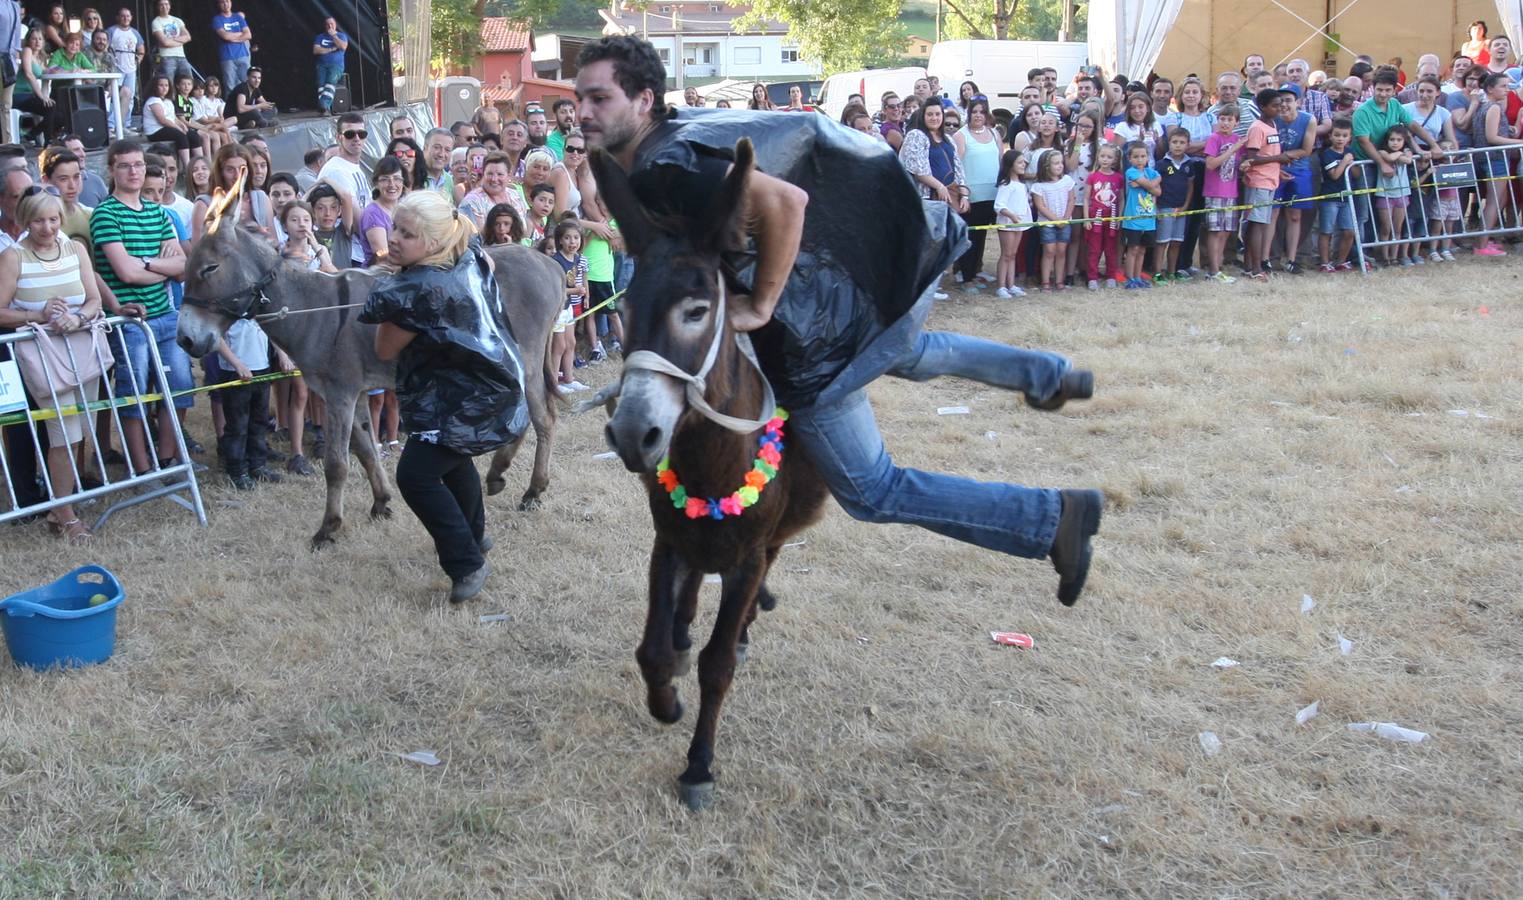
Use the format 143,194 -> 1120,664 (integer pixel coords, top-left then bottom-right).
0,565 -> 124,670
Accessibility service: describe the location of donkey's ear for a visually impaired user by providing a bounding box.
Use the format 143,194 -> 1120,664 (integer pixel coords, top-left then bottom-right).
699,138 -> 754,253
588,148 -> 653,256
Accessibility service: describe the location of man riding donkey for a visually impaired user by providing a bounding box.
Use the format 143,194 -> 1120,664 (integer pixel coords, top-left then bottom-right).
575,36 -> 1104,605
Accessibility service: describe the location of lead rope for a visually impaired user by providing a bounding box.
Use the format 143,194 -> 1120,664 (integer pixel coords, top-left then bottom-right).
255,301 -> 368,322
573,282 -> 777,434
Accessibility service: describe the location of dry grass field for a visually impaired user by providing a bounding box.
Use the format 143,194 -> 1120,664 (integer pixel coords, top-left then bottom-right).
2,260 -> 1521,897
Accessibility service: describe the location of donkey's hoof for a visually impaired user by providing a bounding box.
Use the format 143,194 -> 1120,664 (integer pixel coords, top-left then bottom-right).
370,503 -> 392,520
673,649 -> 691,677
310,532 -> 336,551
517,492 -> 542,511
485,477 -> 507,497
758,586 -> 778,611
677,779 -> 715,812
735,642 -> 749,665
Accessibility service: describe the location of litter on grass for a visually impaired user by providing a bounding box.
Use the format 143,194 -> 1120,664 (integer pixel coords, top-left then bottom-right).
1337,633 -> 1354,655
985,430 -> 999,441
937,406 -> 971,416
1211,657 -> 1240,669
399,751 -> 441,767
1301,594 -> 1316,615
478,613 -> 512,623
990,631 -> 1035,649
593,450 -> 618,460
1348,722 -> 1429,743
1198,731 -> 1223,757
1296,701 -> 1321,725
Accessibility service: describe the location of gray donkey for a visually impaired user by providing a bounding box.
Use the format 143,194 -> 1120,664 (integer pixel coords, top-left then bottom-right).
176,189 -> 565,548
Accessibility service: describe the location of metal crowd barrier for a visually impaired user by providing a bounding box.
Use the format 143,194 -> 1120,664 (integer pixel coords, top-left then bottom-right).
1344,145 -> 1523,270
0,315 -> 206,532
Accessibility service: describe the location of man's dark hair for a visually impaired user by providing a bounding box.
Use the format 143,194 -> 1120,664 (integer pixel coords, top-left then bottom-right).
552,98 -> 575,113
147,142 -> 173,158
449,120 -> 471,135
247,66 -> 262,76
267,172 -> 300,194
1372,70 -> 1399,88
144,153 -> 166,170
1349,61 -> 1374,78
338,111 -> 364,128
40,147 -> 79,177
1330,116 -> 1353,132
1254,88 -> 1282,113
0,143 -> 27,160
1026,67 -> 1044,83
106,139 -> 143,168
303,147 -> 323,166
575,35 -> 668,117
306,183 -> 339,206
528,182 -> 555,200
144,164 -> 165,182
1085,75 -> 1106,95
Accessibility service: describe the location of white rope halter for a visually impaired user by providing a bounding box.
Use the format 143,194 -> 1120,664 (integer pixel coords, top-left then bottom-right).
574,281 -> 777,434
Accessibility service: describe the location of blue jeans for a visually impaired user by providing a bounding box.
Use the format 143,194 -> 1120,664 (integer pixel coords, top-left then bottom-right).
158,56 -> 193,85
316,62 -> 343,111
789,331 -> 1067,559
113,311 -> 195,420
221,58 -> 251,95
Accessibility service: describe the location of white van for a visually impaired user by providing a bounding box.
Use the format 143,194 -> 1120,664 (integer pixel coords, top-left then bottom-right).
927,40 -> 1089,126
817,66 -> 927,122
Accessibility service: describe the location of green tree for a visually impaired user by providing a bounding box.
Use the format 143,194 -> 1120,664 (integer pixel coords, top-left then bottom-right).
941,0 -> 1087,41
737,0 -> 906,74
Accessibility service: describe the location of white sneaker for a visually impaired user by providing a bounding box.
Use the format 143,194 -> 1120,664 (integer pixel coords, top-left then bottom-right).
932,290 -> 949,300
1441,249 -> 1457,262
1007,285 -> 1027,297
1429,251 -> 1443,263
1087,279 -> 1099,291
976,272 -> 997,283
995,287 -> 1011,299
557,381 -> 591,394
953,272 -> 967,284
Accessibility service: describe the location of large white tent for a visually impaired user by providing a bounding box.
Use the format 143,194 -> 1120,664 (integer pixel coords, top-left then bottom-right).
1091,0 -> 1523,82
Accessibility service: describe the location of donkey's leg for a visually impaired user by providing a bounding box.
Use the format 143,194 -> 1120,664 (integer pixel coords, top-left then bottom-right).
636,540 -> 688,725
671,568 -> 704,677
347,411 -> 392,520
678,550 -> 765,811
313,393 -> 358,548
519,380 -> 555,510
740,545 -> 783,663
484,435 -> 524,498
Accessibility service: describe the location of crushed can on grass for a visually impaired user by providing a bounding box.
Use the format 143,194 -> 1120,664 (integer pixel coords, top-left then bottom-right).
990,631 -> 1035,649
0,565 -> 124,671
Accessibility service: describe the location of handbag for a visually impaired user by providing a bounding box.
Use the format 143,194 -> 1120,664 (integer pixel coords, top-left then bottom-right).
0,7 -> 17,89
13,319 -> 113,392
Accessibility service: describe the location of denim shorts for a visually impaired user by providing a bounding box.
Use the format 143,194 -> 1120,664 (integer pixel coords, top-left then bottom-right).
112,310 -> 195,420
1036,223 -> 1072,244
1156,210 -> 1187,242
1317,199 -> 1355,234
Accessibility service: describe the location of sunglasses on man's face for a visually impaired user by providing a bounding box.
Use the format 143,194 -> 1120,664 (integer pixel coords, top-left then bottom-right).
343,130 -> 367,140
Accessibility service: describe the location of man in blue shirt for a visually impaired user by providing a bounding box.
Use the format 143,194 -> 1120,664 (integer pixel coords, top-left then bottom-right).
313,17 -> 349,115
211,0 -> 252,97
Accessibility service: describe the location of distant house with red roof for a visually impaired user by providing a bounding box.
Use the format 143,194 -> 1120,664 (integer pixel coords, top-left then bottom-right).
478,18 -> 535,90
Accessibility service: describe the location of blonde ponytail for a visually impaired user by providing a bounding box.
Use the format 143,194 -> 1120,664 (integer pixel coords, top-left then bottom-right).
395,190 -> 478,269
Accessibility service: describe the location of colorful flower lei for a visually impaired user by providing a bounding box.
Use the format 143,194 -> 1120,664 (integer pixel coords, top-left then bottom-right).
656,408 -> 787,520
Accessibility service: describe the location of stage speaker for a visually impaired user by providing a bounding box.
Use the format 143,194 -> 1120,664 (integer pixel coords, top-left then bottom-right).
57,86 -> 108,149
331,75 -> 352,115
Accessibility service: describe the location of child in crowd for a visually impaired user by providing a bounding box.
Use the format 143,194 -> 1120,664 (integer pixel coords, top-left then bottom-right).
281,201 -> 337,273
1028,148 -> 1076,291
1154,128 -> 1197,280
1203,107 -> 1244,283
1373,125 -> 1416,265
1084,143 -> 1123,290
1240,88 -> 1288,280
309,184 -> 356,271
483,203 -> 524,246
1317,119 -> 1360,272
992,149 -> 1031,298
548,220 -> 589,393
265,173 -> 300,245
1121,141 -> 1160,289
215,317 -> 281,490
526,184 -> 556,245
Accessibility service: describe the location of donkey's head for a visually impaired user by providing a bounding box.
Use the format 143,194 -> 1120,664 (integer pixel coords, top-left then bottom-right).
591,139 -> 755,472
176,182 -> 282,358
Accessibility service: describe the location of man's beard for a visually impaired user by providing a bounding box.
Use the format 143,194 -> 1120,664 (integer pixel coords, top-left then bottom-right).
529,135 -> 546,147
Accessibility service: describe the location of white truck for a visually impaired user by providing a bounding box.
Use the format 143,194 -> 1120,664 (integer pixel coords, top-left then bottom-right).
927,40 -> 1090,127
816,66 -> 927,123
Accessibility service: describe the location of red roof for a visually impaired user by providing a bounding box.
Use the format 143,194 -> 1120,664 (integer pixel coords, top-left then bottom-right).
481,18 -> 533,53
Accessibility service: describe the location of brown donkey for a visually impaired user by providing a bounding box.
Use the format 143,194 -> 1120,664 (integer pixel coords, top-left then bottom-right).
592,141 -> 828,810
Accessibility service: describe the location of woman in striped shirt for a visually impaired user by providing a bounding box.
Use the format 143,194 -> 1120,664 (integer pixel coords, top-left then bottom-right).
0,190 -> 107,540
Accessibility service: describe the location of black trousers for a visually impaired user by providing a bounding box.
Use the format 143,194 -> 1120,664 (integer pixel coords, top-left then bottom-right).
956,200 -> 996,280
1,338 -> 49,509
396,439 -> 485,580
218,373 -> 269,474
1179,169 -> 1207,272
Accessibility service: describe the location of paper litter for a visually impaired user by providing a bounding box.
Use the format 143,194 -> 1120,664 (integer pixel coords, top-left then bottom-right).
1296,701 -> 1320,725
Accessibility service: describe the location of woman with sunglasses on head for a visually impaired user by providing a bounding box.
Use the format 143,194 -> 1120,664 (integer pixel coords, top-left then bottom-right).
386,136 -> 429,192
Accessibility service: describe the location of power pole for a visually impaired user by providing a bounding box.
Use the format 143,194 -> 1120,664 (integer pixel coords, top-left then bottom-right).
1060,0 -> 1074,41
935,0 -> 941,43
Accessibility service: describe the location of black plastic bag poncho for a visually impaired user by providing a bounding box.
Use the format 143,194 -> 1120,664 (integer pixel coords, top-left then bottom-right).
628,108 -> 968,410
359,241 -> 529,456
